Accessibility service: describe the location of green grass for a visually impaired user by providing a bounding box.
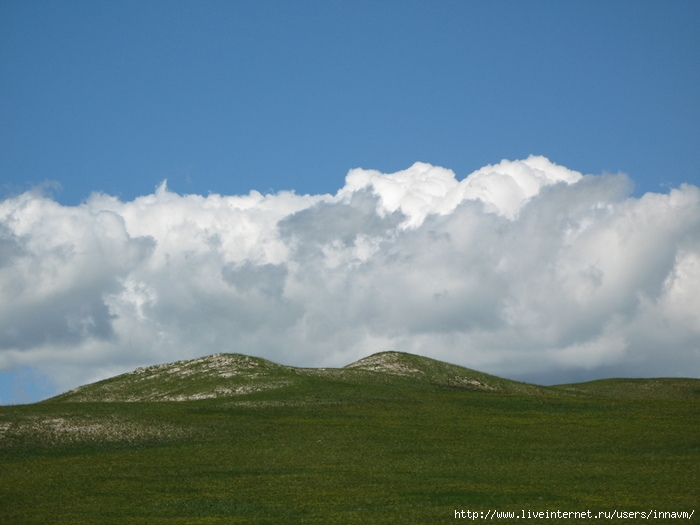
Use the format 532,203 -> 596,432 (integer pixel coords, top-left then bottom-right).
1,352 -> 698,523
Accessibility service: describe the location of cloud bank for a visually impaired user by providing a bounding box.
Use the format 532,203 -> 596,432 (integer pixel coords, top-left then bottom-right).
1,156 -> 699,396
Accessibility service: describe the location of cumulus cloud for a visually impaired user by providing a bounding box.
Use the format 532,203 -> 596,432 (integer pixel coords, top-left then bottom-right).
1,156 -> 699,396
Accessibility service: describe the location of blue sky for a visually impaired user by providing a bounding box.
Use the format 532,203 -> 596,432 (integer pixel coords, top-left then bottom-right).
1,1 -> 700,404
2,1 -> 698,204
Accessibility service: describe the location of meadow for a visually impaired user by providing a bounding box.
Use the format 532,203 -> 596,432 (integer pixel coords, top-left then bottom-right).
1,352 -> 698,524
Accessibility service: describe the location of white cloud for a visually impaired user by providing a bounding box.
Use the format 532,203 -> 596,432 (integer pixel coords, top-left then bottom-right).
1,156 -> 698,396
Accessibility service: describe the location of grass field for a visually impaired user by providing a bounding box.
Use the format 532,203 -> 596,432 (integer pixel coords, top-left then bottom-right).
1,352 -> 698,523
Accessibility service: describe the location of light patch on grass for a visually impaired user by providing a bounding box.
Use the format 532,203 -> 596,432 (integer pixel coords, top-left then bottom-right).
159,380 -> 293,401
444,377 -> 498,391
0,414 -> 194,446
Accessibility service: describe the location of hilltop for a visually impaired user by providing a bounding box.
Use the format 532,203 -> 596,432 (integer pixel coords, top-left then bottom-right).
46,351 -> 700,403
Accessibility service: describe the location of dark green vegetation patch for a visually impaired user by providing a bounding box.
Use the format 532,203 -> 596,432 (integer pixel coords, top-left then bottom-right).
1,352 -> 698,523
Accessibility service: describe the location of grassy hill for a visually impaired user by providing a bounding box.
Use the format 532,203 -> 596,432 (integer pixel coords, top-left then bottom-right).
46,351 -> 557,403
1,351 -> 698,523
45,350 -> 700,404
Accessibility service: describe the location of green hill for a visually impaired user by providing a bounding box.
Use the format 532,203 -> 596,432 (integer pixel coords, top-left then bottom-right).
46,351 -> 559,403
46,350 -> 698,403
2,351 -> 698,524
